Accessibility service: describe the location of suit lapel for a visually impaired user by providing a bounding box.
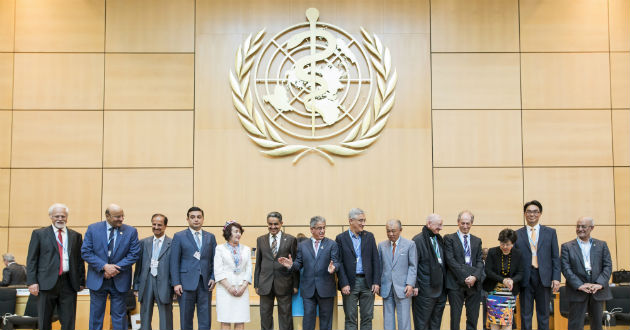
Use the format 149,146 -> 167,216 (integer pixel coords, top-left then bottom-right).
344,232 -> 357,258
185,229 -> 199,251
144,238 -> 152,260
158,237 -> 171,260
392,240 -> 402,265
572,240 -> 586,271
66,229 -> 74,254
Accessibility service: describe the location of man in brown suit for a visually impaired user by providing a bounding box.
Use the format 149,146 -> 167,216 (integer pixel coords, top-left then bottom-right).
254,211 -> 299,330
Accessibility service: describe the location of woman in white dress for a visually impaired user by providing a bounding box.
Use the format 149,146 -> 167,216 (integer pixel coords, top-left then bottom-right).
215,221 -> 252,330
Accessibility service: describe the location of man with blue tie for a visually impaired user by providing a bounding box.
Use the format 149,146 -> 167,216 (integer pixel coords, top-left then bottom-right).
515,200 -> 560,330
81,204 -> 140,330
170,206 -> 217,330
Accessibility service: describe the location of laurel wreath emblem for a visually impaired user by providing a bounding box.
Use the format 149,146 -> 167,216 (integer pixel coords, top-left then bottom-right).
229,27 -> 397,165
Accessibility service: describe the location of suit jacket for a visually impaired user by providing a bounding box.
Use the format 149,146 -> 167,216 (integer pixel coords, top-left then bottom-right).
336,230 -> 381,290
483,247 -> 524,296
26,226 -> 85,291
412,226 -> 446,298
378,237 -> 417,299
515,225 -> 560,288
561,238 -> 612,302
81,222 -> 140,292
1,263 -> 27,286
133,235 -> 173,305
444,232 -> 485,291
254,232 -> 298,296
291,237 -> 340,298
169,229 -> 216,291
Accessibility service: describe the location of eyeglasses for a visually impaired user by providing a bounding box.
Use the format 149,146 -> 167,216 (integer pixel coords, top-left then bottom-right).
525,210 -> 540,215
576,225 -> 593,229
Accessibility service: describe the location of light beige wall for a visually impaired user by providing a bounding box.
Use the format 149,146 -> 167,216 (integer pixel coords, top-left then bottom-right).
0,0 -> 628,281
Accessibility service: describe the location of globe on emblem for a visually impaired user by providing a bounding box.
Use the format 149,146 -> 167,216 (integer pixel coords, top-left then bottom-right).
253,9 -> 374,140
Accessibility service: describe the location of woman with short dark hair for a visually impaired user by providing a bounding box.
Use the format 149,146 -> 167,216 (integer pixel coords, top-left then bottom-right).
483,229 -> 524,330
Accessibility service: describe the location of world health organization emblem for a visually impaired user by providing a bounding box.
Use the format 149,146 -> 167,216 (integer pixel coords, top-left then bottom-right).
229,8 -> 397,164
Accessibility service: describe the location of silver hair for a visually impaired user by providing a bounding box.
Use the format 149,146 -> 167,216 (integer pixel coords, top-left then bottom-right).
48,203 -> 69,216
2,253 -> 15,262
310,216 -> 326,228
580,216 -> 595,226
426,213 -> 442,224
457,210 -> 474,223
348,208 -> 365,220
386,219 -> 402,229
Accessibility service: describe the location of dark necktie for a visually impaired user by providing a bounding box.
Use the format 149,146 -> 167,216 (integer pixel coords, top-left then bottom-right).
107,227 -> 115,262
464,234 -> 472,266
271,235 -> 278,258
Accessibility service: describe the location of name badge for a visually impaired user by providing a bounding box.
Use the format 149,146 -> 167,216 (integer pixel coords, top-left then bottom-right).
437,257 -> 442,264
465,256 -> 471,264
151,259 -> 159,268
193,251 -> 201,260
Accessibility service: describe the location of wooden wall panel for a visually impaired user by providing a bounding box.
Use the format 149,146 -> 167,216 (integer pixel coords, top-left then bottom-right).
613,110 -> 630,166
610,0 -> 630,52
11,111 -> 103,168
14,0 -> 104,52
522,110 -> 613,166
194,129 -> 433,227
432,53 -> 521,109
431,0 -> 519,52
104,54 -> 194,110
433,168 -> 524,226
618,226 -> 630,269
0,111 -> 10,167
521,53 -> 611,109
383,0 -> 430,34
103,111 -> 193,167
13,53 -> 104,110
433,110 -> 522,167
615,168 -> 630,225
0,53 -> 12,109
519,0 -> 609,52
0,228 -> 7,256
523,167 -> 615,225
467,225 -> 524,248
8,227 -> 34,264
0,0 -> 15,52
102,169 -> 193,227
9,169 -> 102,227
105,0 -> 194,53
611,53 -> 630,109
335,0 -> 384,35
0,169 -> 8,227
196,0 -> 292,35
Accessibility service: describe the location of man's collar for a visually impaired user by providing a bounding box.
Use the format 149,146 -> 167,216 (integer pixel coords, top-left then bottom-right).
51,224 -> 67,233
189,227 -> 202,234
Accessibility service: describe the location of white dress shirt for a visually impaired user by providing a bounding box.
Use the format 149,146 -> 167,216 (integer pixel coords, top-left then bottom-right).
52,225 -> 69,272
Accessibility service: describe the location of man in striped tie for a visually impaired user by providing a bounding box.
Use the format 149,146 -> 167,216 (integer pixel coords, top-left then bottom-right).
443,211 -> 484,330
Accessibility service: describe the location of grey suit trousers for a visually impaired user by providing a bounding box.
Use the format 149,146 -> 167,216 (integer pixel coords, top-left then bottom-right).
140,275 -> 173,330
383,285 -> 412,330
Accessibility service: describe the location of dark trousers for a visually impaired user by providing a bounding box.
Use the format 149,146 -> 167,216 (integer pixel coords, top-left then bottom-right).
342,277 -> 375,330
568,295 -> 604,330
520,267 -> 551,330
140,275 -> 173,330
89,278 -> 128,330
260,288 -> 293,330
38,274 -> 77,330
412,292 -> 446,330
178,276 -> 211,330
447,288 -> 481,330
303,290 -> 334,330
481,291 -> 488,330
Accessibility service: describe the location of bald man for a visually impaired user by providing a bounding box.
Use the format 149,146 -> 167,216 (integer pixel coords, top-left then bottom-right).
81,204 -> 140,330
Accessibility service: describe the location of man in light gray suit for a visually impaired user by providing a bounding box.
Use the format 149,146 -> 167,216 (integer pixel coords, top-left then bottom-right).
561,216 -> 612,330
378,219 -> 417,330
133,214 -> 173,330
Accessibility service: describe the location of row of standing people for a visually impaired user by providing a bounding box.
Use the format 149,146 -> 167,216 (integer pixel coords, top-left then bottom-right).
23,201 -> 613,330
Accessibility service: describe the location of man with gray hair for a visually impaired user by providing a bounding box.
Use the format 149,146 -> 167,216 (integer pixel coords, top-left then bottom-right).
1,253 -> 27,286
26,203 -> 85,330
378,219 -> 417,330
412,214 -> 447,330
336,208 -> 381,330
561,216 -> 612,330
278,216 -> 340,330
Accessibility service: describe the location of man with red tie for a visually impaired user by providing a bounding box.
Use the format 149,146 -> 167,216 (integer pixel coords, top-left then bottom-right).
26,203 -> 86,330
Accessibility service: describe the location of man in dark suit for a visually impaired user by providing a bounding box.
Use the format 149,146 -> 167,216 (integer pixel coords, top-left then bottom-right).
170,206 -> 216,330
254,211 -> 298,330
81,204 -> 140,330
1,253 -> 26,286
443,210 -> 484,330
412,213 -> 447,330
336,208 -> 381,330
26,203 -> 85,330
561,216 -> 612,330
133,214 -> 173,330
278,216 -> 340,330
515,200 -> 560,330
